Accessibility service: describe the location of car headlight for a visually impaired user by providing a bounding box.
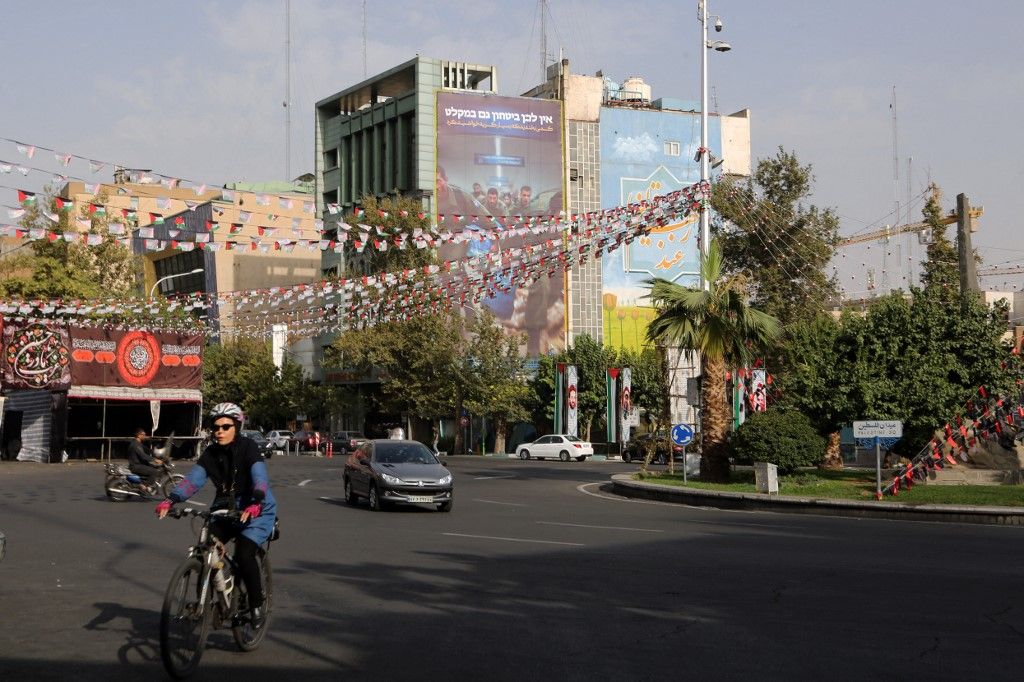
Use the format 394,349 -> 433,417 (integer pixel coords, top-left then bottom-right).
439,474 -> 452,485
380,473 -> 404,485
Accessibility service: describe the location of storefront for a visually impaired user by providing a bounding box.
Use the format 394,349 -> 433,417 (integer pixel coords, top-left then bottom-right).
1,321 -> 204,462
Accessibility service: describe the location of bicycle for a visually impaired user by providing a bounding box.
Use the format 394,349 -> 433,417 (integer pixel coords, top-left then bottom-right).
159,507 -> 274,679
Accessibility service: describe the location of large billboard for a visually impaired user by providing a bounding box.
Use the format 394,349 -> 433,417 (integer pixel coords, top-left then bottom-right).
436,91 -> 565,356
600,106 -> 720,350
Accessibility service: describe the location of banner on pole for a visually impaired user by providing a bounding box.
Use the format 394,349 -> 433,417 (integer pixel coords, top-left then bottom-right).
566,365 -> 578,437
619,368 -> 632,445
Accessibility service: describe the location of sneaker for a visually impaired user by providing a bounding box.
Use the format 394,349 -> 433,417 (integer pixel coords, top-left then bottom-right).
250,605 -> 266,630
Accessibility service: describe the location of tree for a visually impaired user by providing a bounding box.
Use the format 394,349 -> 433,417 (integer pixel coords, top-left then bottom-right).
646,239 -> 782,481
463,309 -> 530,454
918,184 -> 960,301
612,346 -> 667,429
712,147 -> 840,325
202,338 -> 308,429
327,310 -> 469,446
0,188 -> 141,299
776,287 -> 1012,451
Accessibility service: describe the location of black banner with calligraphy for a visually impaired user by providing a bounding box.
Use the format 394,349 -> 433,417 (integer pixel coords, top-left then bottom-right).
69,327 -> 203,389
1,321 -> 72,390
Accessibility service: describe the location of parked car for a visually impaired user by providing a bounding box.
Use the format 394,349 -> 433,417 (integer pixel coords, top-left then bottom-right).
241,430 -> 274,458
517,435 -> 594,462
343,440 -> 453,512
266,430 -> 292,450
291,429 -> 326,453
331,431 -> 368,455
621,431 -> 684,464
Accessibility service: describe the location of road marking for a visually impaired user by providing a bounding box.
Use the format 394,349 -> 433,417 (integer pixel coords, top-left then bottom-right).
472,499 -> 528,507
473,475 -> 514,480
537,521 -> 663,533
298,479 -> 313,487
442,532 -> 584,547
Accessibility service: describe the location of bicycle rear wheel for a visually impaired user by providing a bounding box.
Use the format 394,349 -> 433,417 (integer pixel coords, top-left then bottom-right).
232,550 -> 273,651
160,556 -> 212,679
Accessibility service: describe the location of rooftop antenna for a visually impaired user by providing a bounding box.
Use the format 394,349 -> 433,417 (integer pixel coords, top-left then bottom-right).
284,0 -> 291,181
362,0 -> 368,79
540,0 -> 548,81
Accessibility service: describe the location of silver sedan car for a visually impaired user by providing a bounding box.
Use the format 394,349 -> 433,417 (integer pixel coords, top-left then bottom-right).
343,440 -> 454,512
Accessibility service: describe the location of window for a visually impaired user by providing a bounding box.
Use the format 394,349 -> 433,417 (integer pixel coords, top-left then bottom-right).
323,148 -> 339,169
664,141 -> 680,156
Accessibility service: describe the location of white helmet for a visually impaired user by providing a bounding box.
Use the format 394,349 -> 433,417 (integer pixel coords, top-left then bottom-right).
209,402 -> 244,423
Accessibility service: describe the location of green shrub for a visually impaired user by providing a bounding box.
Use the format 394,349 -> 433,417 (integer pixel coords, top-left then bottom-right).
731,408 -> 825,474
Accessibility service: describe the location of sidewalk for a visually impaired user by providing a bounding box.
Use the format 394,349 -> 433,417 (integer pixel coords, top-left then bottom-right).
610,473 -> 1024,526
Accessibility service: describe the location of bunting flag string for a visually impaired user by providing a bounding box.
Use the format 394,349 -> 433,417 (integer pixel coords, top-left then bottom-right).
0,181 -> 710,338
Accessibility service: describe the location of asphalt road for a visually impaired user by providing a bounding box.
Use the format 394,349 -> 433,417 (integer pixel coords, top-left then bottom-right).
1,455 -> 1023,681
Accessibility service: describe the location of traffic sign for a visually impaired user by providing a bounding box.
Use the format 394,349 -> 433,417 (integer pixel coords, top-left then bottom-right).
671,423 -> 694,446
853,420 -> 902,438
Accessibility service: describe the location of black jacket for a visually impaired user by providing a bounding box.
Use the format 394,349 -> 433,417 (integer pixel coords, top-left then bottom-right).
127,439 -> 154,469
196,436 -> 265,510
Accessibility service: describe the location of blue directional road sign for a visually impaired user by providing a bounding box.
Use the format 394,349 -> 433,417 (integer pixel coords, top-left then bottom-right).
671,424 -> 694,446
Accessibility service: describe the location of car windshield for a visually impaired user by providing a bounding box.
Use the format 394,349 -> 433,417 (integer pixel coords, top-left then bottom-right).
277,431 -> 292,437
243,431 -> 267,442
374,442 -> 438,464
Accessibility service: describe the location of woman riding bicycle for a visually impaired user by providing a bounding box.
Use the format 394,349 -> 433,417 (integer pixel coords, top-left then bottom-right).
156,402 -> 277,630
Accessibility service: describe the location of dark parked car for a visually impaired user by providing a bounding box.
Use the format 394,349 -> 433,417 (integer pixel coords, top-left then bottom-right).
241,430 -> 273,459
343,440 -> 453,512
291,430 -> 326,453
621,431 -> 685,464
331,431 -> 368,455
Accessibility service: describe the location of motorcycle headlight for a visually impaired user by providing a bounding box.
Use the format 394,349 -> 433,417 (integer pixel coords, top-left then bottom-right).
380,473 -> 404,485
439,474 -> 452,485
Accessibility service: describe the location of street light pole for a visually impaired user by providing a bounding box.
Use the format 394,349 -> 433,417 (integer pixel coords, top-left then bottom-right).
699,0 -> 710,291
149,268 -> 203,299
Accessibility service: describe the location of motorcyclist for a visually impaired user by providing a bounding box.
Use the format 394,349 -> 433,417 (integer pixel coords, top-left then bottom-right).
127,427 -> 163,495
156,402 -> 277,630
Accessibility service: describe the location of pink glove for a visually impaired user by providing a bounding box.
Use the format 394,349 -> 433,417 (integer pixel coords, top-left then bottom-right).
155,499 -> 173,518
241,503 -> 262,523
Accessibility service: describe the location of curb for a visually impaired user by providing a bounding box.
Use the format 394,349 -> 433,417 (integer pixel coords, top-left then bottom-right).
610,474 -> 1024,526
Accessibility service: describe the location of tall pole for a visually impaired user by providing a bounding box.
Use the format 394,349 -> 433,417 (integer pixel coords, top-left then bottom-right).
699,0 -> 710,291
540,0 -> 548,82
285,0 -> 291,181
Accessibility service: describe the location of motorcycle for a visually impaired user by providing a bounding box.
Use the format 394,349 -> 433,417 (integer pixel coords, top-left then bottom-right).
105,436 -> 185,502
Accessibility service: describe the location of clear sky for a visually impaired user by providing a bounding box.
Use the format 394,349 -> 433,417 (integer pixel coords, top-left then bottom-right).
2,1 -> 1021,296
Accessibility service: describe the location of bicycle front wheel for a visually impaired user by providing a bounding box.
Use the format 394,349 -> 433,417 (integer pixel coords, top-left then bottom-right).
160,556 -> 212,679
232,550 -> 273,651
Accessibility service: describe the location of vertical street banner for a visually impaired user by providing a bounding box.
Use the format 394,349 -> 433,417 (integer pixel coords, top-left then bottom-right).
619,367 -> 632,446
436,91 -> 566,356
606,368 -> 619,443
566,365 -> 578,438
554,362 -> 565,434
750,369 -> 767,413
1,321 -> 72,390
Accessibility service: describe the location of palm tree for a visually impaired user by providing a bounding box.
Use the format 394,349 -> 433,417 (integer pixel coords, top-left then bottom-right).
646,239 -> 781,482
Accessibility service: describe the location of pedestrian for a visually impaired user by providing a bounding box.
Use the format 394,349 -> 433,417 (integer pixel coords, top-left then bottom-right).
432,424 -> 440,455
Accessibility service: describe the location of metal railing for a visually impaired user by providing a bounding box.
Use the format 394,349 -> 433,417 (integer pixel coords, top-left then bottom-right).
65,436 -> 207,463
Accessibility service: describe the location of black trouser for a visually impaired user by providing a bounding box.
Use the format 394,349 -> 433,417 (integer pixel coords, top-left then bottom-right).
129,463 -> 160,486
210,520 -> 264,608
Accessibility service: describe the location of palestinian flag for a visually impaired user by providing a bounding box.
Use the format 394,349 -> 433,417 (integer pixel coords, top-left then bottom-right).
55,197 -> 75,211
174,215 -> 185,225
17,190 -> 36,204
89,203 -> 106,216
149,213 -> 164,225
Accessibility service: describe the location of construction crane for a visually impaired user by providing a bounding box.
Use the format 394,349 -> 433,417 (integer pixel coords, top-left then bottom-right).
839,205 -> 984,247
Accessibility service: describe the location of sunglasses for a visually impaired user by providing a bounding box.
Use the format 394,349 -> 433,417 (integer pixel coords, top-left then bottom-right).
212,423 -> 235,432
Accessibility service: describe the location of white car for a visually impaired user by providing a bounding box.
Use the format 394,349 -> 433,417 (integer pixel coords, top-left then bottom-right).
266,430 -> 293,450
517,435 -> 594,462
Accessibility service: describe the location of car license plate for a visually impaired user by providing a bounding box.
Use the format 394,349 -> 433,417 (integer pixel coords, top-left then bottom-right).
407,495 -> 433,503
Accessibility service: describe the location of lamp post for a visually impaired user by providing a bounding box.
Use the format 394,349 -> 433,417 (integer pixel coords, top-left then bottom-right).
149,268 -> 203,299
698,0 -> 730,290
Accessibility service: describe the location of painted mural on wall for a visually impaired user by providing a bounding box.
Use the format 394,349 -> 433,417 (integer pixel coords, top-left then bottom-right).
599,106 -> 721,350
436,91 -> 566,356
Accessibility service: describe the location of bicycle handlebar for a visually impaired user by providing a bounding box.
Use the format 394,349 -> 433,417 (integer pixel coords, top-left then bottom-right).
168,507 -> 241,521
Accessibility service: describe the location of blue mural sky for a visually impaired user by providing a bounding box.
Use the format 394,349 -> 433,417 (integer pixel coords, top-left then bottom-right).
3,1 -> 1022,296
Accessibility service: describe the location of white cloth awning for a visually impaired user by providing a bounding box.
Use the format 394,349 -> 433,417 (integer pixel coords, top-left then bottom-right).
68,385 -> 202,402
